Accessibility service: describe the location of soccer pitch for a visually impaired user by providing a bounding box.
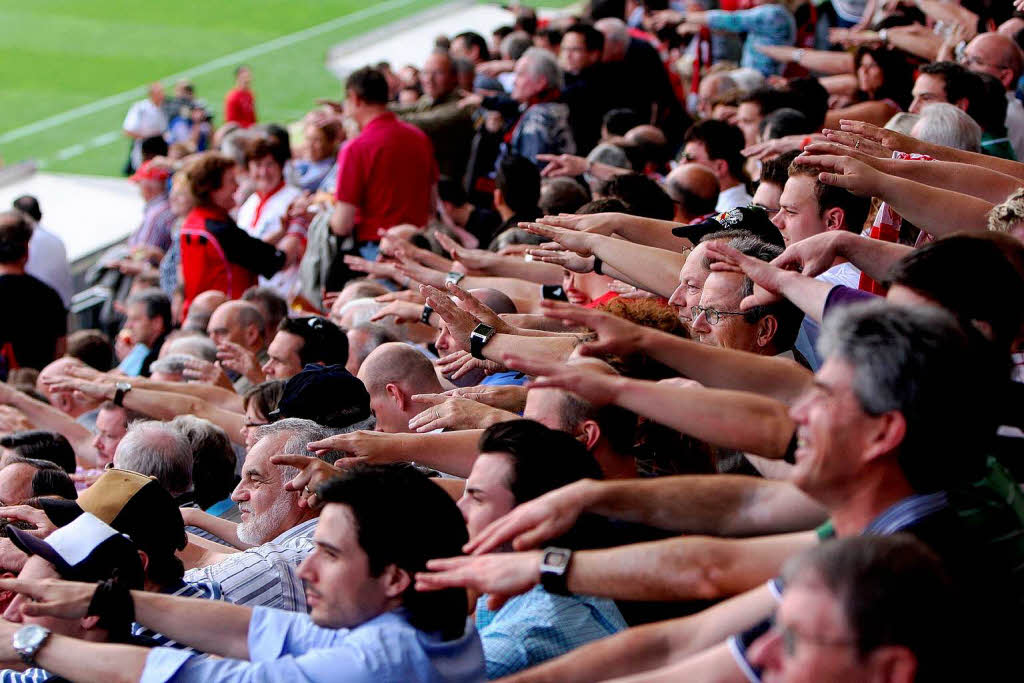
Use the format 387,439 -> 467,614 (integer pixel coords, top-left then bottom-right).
0,0 -> 508,177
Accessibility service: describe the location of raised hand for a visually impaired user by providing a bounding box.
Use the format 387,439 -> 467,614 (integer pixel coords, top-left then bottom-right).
407,394 -> 514,432
793,154 -> 883,197
817,129 -> 889,159
704,242 -> 786,310
464,480 -> 593,554
371,300 -> 429,326
535,300 -> 647,358
305,430 -> 407,466
0,576 -> 97,620
527,243 -> 595,273
537,153 -> 588,178
421,285 -> 481,352
269,454 -> 340,510
216,341 -> 265,385
518,222 -> 596,256
443,384 -> 528,412
503,353 -> 622,406
770,231 -> 850,278
435,351 -> 504,381
837,119 -> 917,155
415,551 -> 543,611
445,282 -> 515,334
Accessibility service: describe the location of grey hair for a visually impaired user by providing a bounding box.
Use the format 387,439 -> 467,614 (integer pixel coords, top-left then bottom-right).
501,30 -> 533,61
594,18 -> 629,52
337,298 -> 384,329
912,103 -> 981,152
149,353 -> 195,377
252,417 -> 351,482
521,47 -> 564,91
816,300 -> 991,491
234,303 -> 266,340
164,334 -> 218,362
113,420 -> 194,497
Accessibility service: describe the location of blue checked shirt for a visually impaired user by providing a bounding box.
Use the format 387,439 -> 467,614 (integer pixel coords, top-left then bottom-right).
475,586 -> 628,679
706,5 -> 796,76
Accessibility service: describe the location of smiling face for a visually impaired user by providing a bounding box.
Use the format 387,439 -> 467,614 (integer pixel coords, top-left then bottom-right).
669,242 -> 713,326
295,504 -> 399,628
787,358 -> 880,502
231,433 -> 301,544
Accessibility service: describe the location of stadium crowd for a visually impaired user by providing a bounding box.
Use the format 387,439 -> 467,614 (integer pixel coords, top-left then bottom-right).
1,0 -> 1024,679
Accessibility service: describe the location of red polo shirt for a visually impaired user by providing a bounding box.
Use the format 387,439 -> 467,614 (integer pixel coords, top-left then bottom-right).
224,88 -> 256,128
334,111 -> 437,243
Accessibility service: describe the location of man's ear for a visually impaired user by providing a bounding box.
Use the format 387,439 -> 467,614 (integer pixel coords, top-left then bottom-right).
81,615 -> 101,631
245,325 -> 262,349
864,644 -> 918,683
862,411 -> 907,465
385,382 -> 406,411
755,315 -> 779,349
952,97 -> 970,112
823,206 -> 845,232
379,564 -> 411,600
493,188 -> 505,208
712,158 -> 729,180
578,420 -> 601,451
137,550 -> 150,574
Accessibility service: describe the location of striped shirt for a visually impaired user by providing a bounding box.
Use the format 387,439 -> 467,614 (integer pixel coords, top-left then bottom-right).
133,579 -> 224,649
0,669 -> 51,683
182,518 -> 317,612
130,195 -> 176,252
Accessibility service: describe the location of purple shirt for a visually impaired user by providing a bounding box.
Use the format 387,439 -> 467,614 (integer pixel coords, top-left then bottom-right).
131,195 -> 175,252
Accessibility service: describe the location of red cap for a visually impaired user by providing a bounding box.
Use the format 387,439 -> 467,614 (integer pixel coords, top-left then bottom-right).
130,160 -> 171,182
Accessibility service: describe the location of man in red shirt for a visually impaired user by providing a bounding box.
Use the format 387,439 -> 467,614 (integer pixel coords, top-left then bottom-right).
330,66 -> 438,246
223,65 -> 256,128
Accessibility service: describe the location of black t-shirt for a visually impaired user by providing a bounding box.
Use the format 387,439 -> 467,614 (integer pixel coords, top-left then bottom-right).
0,273 -> 66,371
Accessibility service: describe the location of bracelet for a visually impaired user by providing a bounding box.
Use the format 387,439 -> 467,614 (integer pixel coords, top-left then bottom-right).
793,48 -> 805,64
593,256 -> 603,275
420,305 -> 434,325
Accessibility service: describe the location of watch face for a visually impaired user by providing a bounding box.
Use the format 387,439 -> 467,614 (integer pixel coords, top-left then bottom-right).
116,382 -> 131,391
14,624 -> 47,652
542,548 -> 570,570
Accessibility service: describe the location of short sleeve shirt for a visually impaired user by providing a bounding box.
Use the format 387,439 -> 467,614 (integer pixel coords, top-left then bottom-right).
334,112 -> 438,243
0,273 -> 66,371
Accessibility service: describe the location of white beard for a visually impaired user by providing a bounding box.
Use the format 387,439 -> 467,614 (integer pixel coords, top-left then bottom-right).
237,493 -> 293,545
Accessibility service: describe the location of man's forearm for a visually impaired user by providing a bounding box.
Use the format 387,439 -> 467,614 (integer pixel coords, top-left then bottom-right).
874,174 -> 992,237
882,158 -> 1021,204
135,377 -> 244,412
481,257 -> 564,285
637,327 -> 813,403
606,215 -> 690,252
591,237 -> 687,299
390,429 -> 482,477
132,590 -> 253,659
578,474 -> 825,536
776,270 -> 833,323
35,635 -> 149,683
5,393 -> 100,467
569,532 -> 814,602
835,232 -> 911,283
615,379 -> 796,459
484,333 -> 578,366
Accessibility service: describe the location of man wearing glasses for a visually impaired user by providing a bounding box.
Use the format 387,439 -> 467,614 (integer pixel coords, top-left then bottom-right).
959,32 -> 1024,157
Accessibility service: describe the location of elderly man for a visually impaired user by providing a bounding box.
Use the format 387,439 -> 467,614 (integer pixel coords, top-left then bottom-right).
0,465 -> 486,682
391,50 -> 475,179
181,418 -> 343,611
960,32 -> 1024,156
499,47 -> 575,168
112,421 -> 196,506
664,164 -> 720,224
206,300 -> 266,392
0,456 -> 75,506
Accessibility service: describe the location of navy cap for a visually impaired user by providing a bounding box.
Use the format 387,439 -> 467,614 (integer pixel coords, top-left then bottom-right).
671,206 -> 785,249
270,364 -> 372,429
9,512 -> 144,587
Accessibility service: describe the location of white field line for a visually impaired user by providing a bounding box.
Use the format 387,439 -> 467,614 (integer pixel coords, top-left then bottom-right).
0,0 -> 421,146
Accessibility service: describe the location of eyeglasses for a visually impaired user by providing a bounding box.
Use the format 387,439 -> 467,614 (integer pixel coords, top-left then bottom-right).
959,53 -> 1011,72
749,203 -> 779,218
691,305 -> 746,325
774,622 -> 857,657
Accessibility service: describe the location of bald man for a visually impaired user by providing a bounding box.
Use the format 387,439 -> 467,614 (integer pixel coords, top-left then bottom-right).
697,72 -> 737,119
183,290 -> 228,332
961,32 -> 1024,155
207,300 -> 266,392
357,342 -> 445,433
664,164 -> 720,224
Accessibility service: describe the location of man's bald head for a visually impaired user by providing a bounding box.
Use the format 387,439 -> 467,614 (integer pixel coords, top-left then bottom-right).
357,342 -> 443,433
625,125 -> 667,148
184,290 -> 228,332
964,32 -> 1024,90
468,288 -> 518,315
207,300 -> 265,351
665,164 -> 720,223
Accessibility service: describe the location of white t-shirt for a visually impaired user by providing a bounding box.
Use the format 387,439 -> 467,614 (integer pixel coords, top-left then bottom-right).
715,183 -> 753,213
236,183 -> 306,298
1005,93 -> 1024,160
816,261 -> 861,289
26,224 -> 73,307
123,98 -> 168,168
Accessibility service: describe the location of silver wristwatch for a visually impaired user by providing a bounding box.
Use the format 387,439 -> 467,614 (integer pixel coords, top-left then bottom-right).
13,624 -> 50,667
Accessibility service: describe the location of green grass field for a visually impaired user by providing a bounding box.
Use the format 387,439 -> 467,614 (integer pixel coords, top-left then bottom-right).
0,0 -> 574,176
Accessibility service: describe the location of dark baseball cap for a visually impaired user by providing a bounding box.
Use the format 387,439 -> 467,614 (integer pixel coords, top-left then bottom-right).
671,206 -> 785,249
9,512 -> 144,587
270,364 -> 371,429
39,468 -> 188,558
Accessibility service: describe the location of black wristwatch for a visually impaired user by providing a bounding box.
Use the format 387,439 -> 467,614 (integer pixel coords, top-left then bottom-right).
539,547 -> 573,596
421,304 -> 434,325
113,381 -> 132,407
469,323 -> 496,360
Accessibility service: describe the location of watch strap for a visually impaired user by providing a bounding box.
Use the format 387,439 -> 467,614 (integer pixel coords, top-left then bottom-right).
113,384 -> 131,407
420,304 -> 434,325
470,324 -> 495,361
539,547 -> 573,596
